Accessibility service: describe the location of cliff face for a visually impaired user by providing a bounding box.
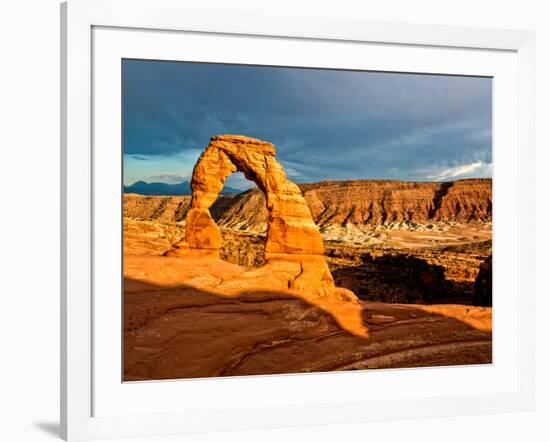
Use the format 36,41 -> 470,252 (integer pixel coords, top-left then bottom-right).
303,179 -> 491,226
124,178 -> 492,229
434,180 -> 492,222
123,194 -> 191,224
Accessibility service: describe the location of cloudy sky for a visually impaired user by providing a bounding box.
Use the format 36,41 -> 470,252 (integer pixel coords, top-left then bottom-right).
123,59 -> 492,190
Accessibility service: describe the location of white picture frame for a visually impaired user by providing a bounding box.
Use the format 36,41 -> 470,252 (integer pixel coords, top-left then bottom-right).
61,0 -> 535,440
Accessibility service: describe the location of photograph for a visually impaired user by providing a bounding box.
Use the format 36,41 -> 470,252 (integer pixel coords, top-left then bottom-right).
2,0 -> 544,440
122,59 -> 493,381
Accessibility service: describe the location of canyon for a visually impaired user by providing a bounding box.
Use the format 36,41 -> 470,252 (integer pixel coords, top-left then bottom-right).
123,135 -> 492,381
124,178 -> 493,380
124,177 -> 492,305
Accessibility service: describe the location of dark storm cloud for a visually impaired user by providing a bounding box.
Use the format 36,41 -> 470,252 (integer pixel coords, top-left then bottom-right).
122,60 -> 492,184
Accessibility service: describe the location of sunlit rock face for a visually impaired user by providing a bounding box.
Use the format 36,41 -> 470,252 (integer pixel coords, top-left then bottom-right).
166,135 -> 347,303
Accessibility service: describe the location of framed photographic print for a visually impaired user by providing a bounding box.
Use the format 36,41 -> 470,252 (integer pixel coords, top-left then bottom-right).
61,0 -> 535,440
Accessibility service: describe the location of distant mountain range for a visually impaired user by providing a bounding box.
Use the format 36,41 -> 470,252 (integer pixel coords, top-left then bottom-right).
124,180 -> 242,196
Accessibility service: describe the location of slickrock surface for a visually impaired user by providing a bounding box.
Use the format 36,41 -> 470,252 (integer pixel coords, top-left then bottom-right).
124,254 -> 492,381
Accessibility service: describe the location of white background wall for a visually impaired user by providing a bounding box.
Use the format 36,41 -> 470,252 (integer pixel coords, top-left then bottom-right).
0,0 -> 548,441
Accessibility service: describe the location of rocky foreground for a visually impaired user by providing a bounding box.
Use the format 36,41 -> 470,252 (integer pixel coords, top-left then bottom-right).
124,254 -> 492,381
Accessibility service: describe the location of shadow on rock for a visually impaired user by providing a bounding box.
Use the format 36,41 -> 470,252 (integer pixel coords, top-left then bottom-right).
331,252 -> 486,305
124,278 -> 492,381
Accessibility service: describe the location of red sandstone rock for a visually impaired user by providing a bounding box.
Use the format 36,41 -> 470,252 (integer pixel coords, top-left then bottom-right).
184,208 -> 222,251
167,134 -> 337,300
123,254 -> 492,381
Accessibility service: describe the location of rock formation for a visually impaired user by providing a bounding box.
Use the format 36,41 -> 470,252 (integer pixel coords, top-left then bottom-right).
124,178 -> 492,229
166,135 -> 342,300
125,178 -> 492,306
122,139 -> 493,380
220,179 -> 492,230
124,261 -> 492,381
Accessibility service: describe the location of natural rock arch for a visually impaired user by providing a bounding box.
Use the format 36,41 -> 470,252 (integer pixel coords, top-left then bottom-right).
167,134 -> 340,296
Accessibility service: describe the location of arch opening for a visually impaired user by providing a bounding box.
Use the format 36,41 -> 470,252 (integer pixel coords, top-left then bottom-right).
163,134 -> 367,336
166,135 -> 358,303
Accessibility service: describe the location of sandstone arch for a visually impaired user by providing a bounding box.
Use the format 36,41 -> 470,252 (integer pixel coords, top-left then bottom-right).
168,134 -> 341,296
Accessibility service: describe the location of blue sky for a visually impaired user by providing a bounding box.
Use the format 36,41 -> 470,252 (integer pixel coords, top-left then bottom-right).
123,59 -> 492,189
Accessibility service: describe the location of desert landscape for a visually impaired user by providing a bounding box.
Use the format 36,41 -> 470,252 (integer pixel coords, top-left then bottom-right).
123,135 -> 492,381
